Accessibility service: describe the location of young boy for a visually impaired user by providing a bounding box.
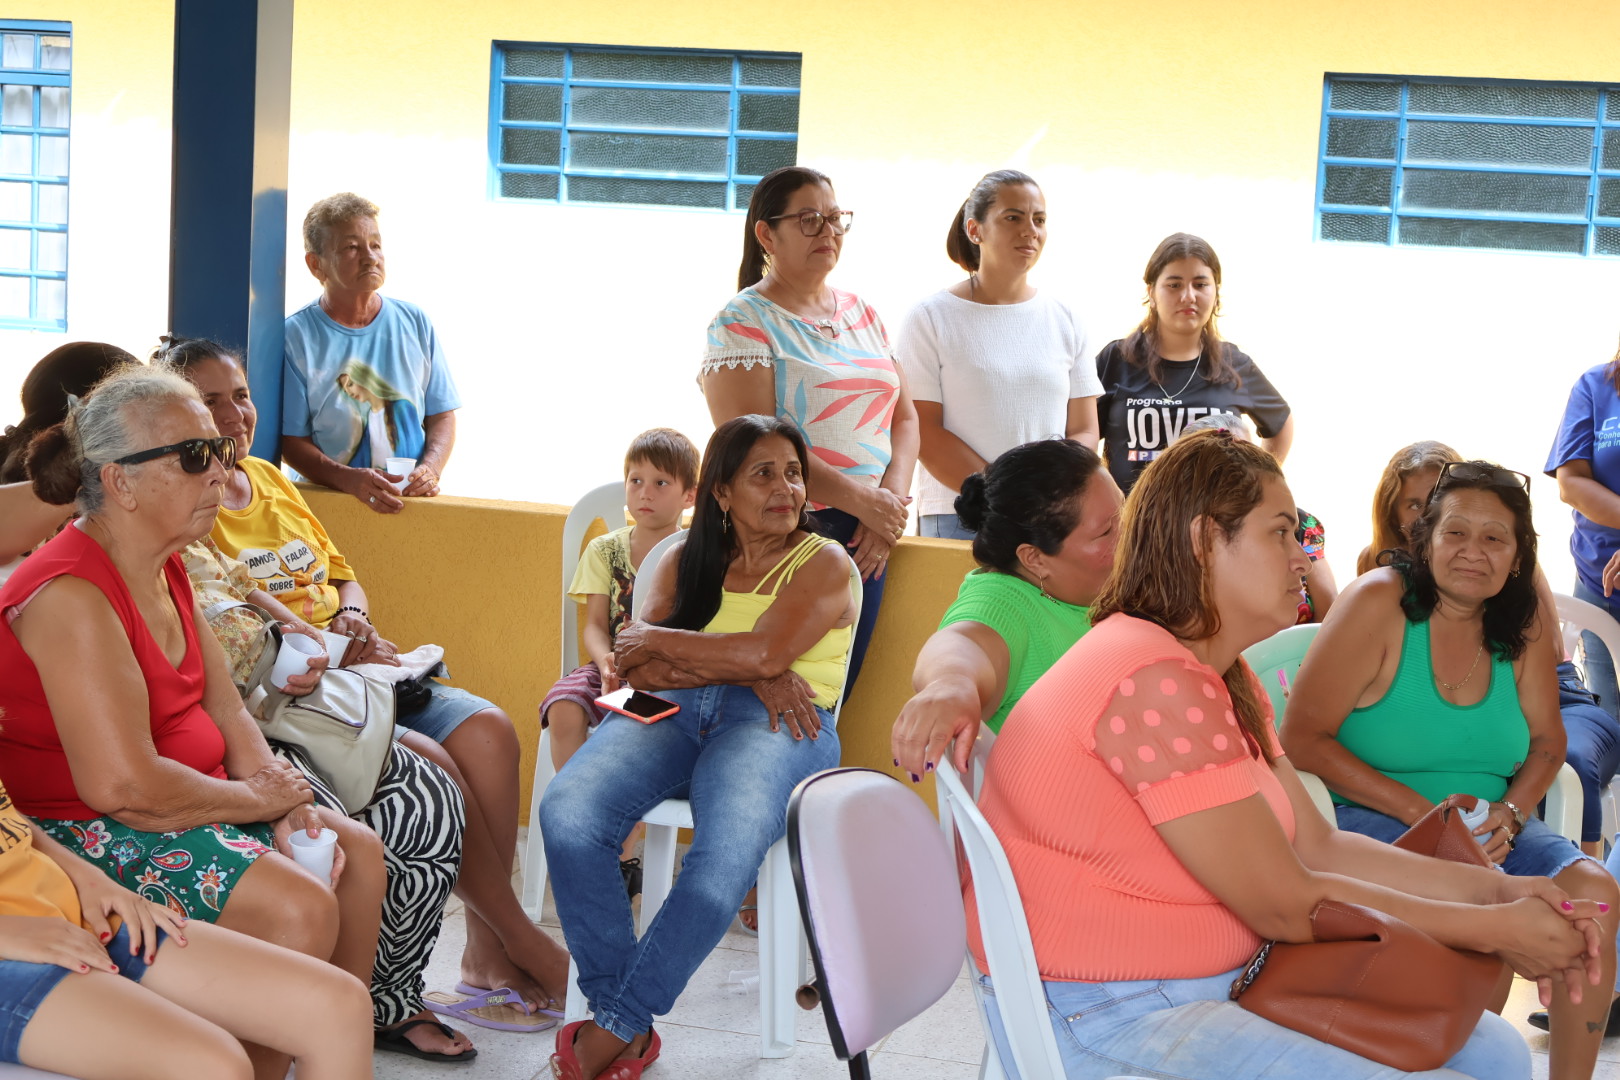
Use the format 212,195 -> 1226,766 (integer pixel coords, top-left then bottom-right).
541,425 -> 698,778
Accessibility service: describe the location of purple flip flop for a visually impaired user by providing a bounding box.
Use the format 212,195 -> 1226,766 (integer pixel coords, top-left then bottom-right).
456,981 -> 566,1020
424,985 -> 558,1033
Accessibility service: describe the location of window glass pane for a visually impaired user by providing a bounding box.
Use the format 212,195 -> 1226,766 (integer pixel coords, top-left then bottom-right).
0,180 -> 26,219
570,87 -> 729,131
36,229 -> 62,272
503,48 -> 563,79
0,35 -> 31,70
1405,120 -> 1592,168
1610,95 -> 1620,122
37,182 -> 63,223
0,134 -> 29,173
568,175 -> 726,208
1597,226 -> 1620,255
0,274 -> 27,318
1397,215 -> 1585,254
1320,212 -> 1390,243
1325,116 -> 1397,159
734,182 -> 756,211
0,226 -> 28,269
1400,168 -> 1589,216
571,51 -> 730,85
1322,165 -> 1392,207
1408,82 -> 1598,119
1328,81 -> 1399,113
38,36 -> 68,72
737,93 -> 798,133
736,137 -> 795,177
569,131 -> 727,175
37,135 -> 66,176
1,85 -> 30,126
739,57 -> 800,88
500,172 -> 559,200
1602,129 -> 1620,171
1599,177 -> 1620,219
502,83 -> 562,123
38,86 -> 66,128
36,277 -> 62,321
500,128 -> 560,167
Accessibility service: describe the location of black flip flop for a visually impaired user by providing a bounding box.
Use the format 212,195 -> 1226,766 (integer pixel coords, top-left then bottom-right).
374,1017 -> 479,1064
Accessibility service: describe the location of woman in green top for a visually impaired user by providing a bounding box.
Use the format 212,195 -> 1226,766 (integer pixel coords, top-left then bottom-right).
1282,461 -> 1616,1080
891,440 -> 1121,778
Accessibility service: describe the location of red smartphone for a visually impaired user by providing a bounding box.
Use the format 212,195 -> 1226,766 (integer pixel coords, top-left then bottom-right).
595,686 -> 680,724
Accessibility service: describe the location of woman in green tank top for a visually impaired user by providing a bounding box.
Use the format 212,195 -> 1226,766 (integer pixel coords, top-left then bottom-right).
891,440 -> 1122,779
1283,460 -> 1618,1079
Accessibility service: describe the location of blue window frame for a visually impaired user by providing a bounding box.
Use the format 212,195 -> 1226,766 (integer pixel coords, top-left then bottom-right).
490,42 -> 800,212
1316,74 -> 1620,257
0,20 -> 68,329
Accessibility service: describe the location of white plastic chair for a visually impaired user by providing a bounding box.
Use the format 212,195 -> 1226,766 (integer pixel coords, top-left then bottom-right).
786,767 -> 966,1079
936,741 -> 1065,1080
1552,592 -> 1620,846
521,481 -> 627,920
563,531 -> 862,1058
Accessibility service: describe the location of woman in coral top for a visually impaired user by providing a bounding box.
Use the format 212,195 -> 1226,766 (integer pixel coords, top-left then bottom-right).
971,430 -> 1600,1079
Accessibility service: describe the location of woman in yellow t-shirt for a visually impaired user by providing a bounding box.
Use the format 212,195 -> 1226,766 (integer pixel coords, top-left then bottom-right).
0,779 -> 373,1076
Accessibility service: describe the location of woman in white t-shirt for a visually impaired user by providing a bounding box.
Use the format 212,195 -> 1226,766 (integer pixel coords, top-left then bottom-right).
902,170 -> 1102,540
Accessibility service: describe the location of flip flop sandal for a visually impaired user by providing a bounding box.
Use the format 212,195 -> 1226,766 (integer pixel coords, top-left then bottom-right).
735,904 -> 759,937
598,1027 -> 663,1080
425,985 -> 558,1033
374,1017 -> 478,1063
455,980 -> 566,1020
551,1019 -> 591,1080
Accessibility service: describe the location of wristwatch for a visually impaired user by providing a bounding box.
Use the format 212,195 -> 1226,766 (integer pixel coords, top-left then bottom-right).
1500,799 -> 1528,833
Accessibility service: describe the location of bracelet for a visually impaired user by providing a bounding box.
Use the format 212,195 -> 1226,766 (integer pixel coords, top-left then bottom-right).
1499,799 -> 1527,833
337,605 -> 369,621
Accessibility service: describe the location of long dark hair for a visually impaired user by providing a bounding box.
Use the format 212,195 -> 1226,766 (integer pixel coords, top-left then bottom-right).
0,342 -> 138,483
1119,232 -> 1241,390
1091,429 -> 1284,763
658,414 -> 814,631
1379,460 -> 1538,661
945,169 -> 1037,272
956,439 -> 1101,574
737,165 -> 832,291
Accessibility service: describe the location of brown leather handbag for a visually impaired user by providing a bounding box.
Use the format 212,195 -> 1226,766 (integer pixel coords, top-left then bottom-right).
1227,799 -> 1505,1071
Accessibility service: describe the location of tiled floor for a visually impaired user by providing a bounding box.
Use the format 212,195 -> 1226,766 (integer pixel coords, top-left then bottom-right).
374,837 -> 1620,1079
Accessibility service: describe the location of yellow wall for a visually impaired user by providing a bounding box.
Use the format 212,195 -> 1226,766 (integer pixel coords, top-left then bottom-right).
300,487 -> 976,816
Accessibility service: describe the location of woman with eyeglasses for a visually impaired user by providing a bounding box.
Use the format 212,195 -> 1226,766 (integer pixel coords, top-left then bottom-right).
701,165 -> 918,699
0,366 -> 389,1080
900,169 -> 1101,540
1282,460 -> 1618,1079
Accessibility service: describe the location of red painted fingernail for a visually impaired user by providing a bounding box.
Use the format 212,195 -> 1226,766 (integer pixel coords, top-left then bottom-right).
78,964 -> 88,972
1601,903 -> 1611,913
99,931 -> 110,941
1564,901 -> 1575,910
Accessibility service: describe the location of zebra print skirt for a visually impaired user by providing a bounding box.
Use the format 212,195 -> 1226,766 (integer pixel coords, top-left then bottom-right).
274,739 -> 466,1028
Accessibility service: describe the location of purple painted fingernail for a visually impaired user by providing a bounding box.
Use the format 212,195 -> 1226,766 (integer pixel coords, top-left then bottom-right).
925,761 -> 935,773
1601,903 -> 1611,913
909,772 -> 921,783
893,758 -> 900,767
1564,901 -> 1575,910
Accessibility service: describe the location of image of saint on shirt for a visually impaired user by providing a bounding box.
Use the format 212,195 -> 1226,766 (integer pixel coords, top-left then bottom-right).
335,358 -> 425,468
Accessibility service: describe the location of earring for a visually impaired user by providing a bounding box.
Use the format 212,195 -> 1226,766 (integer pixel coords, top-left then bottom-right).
1510,566 -> 1519,577
722,509 -> 730,532
1038,575 -> 1057,603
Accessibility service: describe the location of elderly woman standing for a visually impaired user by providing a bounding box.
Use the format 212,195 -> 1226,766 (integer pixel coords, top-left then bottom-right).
701,165 -> 917,692
542,414 -> 855,1080
282,192 -> 460,513
0,367 -> 389,1080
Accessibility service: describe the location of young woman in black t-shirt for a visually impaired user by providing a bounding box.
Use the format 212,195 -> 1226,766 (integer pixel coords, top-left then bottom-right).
1094,232 -> 1294,492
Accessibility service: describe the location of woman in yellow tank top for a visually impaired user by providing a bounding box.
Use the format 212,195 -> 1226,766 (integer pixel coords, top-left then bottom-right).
541,415 -> 855,1080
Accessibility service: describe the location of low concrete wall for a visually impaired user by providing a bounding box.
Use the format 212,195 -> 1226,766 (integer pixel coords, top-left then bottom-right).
300,487 -> 977,818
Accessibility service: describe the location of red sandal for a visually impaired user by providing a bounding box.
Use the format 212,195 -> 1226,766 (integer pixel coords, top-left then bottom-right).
602,1027 -> 661,1078
549,1020 -> 591,1080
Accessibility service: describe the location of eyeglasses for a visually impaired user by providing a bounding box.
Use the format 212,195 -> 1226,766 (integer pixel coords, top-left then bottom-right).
1426,460 -> 1530,506
111,437 -> 237,474
766,209 -> 855,236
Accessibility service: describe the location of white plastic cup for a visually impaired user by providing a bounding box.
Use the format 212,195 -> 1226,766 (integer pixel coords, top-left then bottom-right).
386,457 -> 416,493
269,633 -> 322,690
287,827 -> 338,884
322,630 -> 353,667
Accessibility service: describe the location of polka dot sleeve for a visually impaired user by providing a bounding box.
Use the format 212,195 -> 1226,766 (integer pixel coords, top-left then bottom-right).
1090,658 -> 1267,825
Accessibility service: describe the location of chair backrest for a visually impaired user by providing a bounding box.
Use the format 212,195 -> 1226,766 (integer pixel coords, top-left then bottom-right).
1240,622 -> 1321,729
629,530 -> 687,621
936,745 -> 1066,1080
560,482 -> 630,672
1554,592 -> 1620,671
787,767 -> 965,1060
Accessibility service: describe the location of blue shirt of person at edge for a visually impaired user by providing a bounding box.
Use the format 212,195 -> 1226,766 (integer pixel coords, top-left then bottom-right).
1546,362 -> 1620,598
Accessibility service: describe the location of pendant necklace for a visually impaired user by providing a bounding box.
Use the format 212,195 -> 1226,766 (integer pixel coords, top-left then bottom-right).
1155,353 -> 1202,398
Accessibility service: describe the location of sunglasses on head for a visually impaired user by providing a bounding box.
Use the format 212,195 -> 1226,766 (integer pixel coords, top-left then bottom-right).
111,437 -> 237,474
1425,460 -> 1530,507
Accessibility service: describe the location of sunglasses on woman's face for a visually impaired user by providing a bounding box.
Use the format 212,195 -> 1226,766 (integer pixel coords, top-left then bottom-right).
1426,460 -> 1531,507
111,437 -> 237,474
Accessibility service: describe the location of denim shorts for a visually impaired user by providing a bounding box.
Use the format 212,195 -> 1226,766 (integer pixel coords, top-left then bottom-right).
1335,803 -> 1592,879
394,680 -> 496,744
0,922 -> 166,1063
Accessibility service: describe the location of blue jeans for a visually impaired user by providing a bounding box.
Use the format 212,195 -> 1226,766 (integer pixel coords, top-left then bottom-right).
1572,579 -> 1620,723
809,508 -> 884,695
1556,660 -> 1620,842
919,513 -> 976,541
0,923 -> 165,1063
538,683 -> 840,1041
977,966 -> 1529,1079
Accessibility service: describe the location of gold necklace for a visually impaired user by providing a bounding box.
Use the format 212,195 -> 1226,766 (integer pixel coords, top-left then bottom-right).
1438,641 -> 1485,692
